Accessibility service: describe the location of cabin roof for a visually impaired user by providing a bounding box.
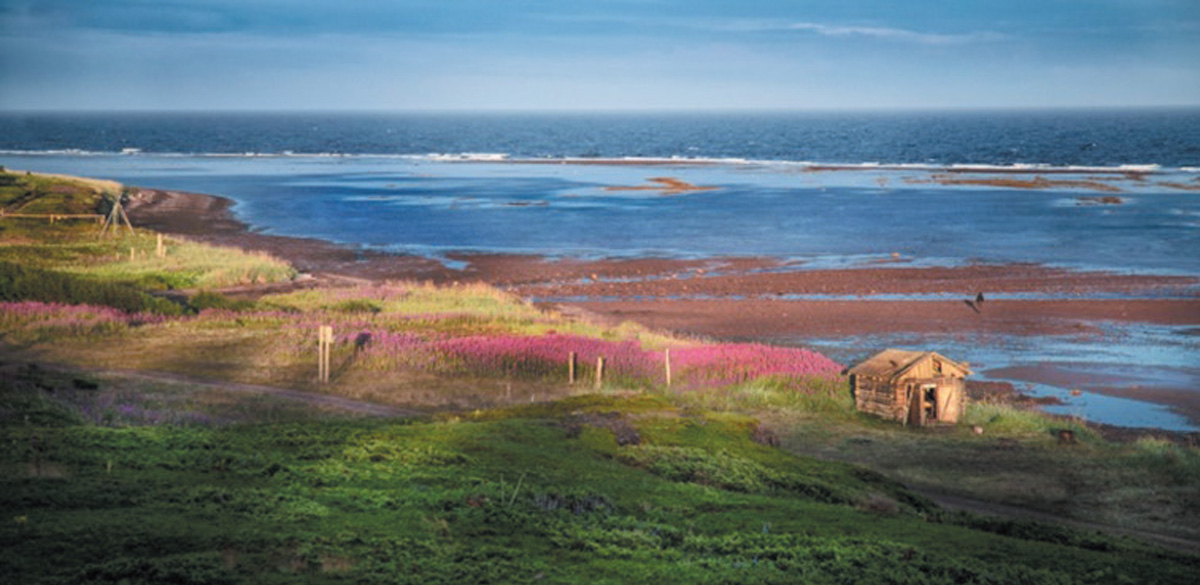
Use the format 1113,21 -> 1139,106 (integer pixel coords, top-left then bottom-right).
847,348 -> 972,379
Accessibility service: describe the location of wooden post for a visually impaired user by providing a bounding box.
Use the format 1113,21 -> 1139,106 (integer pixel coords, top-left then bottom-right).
130,247 -> 136,262
568,351 -> 577,384
318,325 -> 333,383
156,234 -> 165,258
594,356 -> 605,390
318,326 -> 326,383
664,348 -> 672,388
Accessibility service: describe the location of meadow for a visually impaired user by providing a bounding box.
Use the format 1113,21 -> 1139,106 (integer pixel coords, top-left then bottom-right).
2,171 -> 1199,583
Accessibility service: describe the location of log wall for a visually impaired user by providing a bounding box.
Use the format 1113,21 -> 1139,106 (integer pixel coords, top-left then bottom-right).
853,375 -> 908,422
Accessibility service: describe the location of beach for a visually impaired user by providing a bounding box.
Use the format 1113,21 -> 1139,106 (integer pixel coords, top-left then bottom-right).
125,187 -> 1200,429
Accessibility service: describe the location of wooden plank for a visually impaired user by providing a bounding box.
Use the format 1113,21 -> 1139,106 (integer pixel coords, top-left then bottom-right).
0,213 -> 105,218
665,348 -> 672,388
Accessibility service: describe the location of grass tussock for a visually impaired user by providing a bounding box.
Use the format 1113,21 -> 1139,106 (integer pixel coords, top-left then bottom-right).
962,402 -> 1098,441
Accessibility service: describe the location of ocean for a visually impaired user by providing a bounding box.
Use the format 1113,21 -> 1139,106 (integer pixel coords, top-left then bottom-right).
3,110 -> 1200,166
2,110 -> 1199,429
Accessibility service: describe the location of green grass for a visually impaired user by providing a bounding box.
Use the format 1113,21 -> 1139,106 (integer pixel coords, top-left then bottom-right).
668,375 -> 853,415
75,236 -> 295,290
2,389 -> 1195,584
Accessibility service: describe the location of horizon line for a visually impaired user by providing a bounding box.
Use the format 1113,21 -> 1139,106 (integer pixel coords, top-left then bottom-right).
3,104 -> 1200,116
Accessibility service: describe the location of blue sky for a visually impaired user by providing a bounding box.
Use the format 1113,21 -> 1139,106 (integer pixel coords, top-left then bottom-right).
1,0 -> 1197,111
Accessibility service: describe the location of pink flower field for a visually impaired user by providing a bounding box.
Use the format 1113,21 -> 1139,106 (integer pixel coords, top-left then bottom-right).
1,301 -> 843,393
351,330 -> 842,390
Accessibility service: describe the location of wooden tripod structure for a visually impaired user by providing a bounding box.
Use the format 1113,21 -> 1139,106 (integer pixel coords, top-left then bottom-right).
100,190 -> 135,237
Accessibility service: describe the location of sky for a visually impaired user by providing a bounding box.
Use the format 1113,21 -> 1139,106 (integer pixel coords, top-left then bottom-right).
0,0 -> 1198,111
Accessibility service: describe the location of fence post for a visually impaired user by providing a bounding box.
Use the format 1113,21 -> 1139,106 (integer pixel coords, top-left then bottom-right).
594,356 -> 605,390
665,348 -> 672,388
568,351 -> 577,384
156,234 -> 165,258
318,325 -> 333,383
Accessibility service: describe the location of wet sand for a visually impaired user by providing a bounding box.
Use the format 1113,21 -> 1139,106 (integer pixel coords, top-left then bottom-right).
555,299 -> 1200,338
125,188 -> 1200,429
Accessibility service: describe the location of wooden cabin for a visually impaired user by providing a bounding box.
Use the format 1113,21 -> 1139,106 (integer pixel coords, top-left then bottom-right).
847,349 -> 971,426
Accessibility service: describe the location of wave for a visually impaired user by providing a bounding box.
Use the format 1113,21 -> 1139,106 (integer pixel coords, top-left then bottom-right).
0,148 -> 1190,174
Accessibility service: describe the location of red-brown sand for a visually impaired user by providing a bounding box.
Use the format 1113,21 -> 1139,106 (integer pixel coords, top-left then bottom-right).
558,299 -> 1200,338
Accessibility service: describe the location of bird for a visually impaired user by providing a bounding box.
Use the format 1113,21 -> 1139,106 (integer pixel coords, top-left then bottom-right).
975,292 -> 985,306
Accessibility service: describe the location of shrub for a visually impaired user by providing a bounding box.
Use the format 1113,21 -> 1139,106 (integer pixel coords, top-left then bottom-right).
0,261 -> 182,315
188,291 -> 256,313
330,299 -> 383,314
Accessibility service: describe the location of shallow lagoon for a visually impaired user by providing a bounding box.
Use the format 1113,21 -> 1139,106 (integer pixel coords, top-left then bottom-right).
5,154 -> 1200,275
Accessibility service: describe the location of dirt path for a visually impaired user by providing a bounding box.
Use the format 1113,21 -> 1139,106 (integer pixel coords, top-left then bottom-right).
76,366 -> 419,418
917,489 -> 1200,555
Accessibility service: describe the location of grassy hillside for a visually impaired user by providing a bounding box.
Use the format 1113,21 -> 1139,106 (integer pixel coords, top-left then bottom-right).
0,170 -> 294,295
3,377 -> 1196,584
2,171 -> 1198,583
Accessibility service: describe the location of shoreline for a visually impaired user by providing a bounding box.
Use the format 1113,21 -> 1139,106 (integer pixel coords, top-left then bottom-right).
124,187 -> 1200,431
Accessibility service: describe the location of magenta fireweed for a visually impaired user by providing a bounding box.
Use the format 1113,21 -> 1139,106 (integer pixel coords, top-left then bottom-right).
0,301 -> 169,331
342,330 -> 427,357
419,334 -> 841,389
669,344 -> 842,388
431,334 -> 655,378
335,329 -> 442,371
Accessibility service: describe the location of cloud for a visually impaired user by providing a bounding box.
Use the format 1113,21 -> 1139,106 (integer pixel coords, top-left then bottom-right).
717,19 -> 1007,46
789,22 -> 1005,45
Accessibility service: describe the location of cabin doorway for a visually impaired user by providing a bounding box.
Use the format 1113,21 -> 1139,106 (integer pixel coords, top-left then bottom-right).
907,383 -> 940,426
922,384 -> 938,421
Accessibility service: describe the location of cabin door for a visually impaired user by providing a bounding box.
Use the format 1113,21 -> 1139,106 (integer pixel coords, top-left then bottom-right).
906,385 -> 923,426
